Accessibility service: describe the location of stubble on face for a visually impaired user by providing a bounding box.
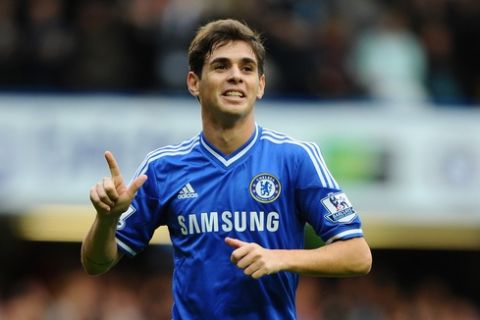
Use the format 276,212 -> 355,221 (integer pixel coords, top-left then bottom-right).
196,41 -> 265,128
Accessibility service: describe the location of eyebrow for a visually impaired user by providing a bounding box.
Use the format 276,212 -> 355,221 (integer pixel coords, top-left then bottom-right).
209,57 -> 257,66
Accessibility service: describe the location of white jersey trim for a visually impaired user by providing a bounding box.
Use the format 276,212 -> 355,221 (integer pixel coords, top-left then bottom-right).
325,229 -> 363,244
116,238 -> 137,256
132,136 -> 200,179
200,124 -> 259,167
261,129 -> 339,189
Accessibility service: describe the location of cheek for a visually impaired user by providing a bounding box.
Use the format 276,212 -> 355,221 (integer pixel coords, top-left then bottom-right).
250,82 -> 263,98
199,86 -> 218,104
201,77 -> 220,93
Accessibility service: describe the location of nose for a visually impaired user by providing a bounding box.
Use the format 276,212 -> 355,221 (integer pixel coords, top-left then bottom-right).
228,65 -> 243,83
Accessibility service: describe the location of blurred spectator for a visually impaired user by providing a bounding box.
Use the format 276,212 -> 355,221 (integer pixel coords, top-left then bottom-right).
120,0 -> 161,90
0,235 -> 479,319
0,0 -> 479,104
255,2 -> 318,95
1,265 -> 478,319
449,0 -> 480,104
47,270 -> 101,319
22,0 -> 76,89
0,0 -> 22,87
350,7 -> 428,104
152,0 -> 208,90
295,277 -> 323,319
308,16 -> 364,99
1,279 -> 50,320
67,1 -> 138,90
419,20 -> 462,104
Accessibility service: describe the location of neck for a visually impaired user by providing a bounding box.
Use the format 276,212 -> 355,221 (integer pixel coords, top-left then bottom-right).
202,114 -> 256,155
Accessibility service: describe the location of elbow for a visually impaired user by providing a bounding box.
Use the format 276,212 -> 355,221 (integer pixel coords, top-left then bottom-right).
352,247 -> 373,276
80,251 -> 115,276
336,238 -> 373,276
81,257 -> 110,276
359,252 -> 373,275
82,265 -> 109,276
348,237 -> 373,276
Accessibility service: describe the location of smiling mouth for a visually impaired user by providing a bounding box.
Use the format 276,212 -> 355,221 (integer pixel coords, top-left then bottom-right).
223,90 -> 245,98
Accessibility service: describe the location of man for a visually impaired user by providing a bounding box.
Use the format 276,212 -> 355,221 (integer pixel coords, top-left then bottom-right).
81,19 -> 372,319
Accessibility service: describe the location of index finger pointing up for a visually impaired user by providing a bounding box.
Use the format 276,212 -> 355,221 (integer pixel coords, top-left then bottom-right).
104,151 -> 121,178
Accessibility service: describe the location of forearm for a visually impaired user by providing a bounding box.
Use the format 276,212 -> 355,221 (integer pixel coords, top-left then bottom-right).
277,237 -> 372,277
81,214 -> 122,275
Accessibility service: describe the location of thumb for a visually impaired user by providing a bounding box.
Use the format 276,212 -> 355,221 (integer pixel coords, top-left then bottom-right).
225,237 -> 248,249
127,175 -> 148,198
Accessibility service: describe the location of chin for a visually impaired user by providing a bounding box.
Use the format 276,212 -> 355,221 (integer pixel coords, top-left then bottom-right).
214,107 -> 251,125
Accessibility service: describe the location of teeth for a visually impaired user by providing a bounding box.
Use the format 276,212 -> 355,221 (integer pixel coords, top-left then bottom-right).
225,91 -> 243,97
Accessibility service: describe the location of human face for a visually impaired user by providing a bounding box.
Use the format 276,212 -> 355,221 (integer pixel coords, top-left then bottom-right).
187,40 -> 265,124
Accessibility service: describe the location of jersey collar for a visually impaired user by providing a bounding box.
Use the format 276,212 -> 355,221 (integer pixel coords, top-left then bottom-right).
200,124 -> 260,167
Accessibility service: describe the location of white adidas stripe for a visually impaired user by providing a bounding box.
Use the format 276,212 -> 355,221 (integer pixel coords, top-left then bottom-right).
262,128 -> 338,188
185,183 -> 195,193
177,183 -> 198,199
261,129 -> 338,189
178,186 -> 188,195
131,136 -> 200,179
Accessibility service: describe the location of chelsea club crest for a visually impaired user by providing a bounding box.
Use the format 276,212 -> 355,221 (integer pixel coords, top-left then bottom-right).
249,173 -> 281,203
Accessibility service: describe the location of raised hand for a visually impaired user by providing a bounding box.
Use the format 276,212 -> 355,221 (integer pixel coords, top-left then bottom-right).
225,237 -> 283,279
90,151 -> 147,217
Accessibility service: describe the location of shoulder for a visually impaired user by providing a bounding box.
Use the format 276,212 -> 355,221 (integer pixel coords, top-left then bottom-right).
260,127 -> 338,187
260,127 -> 322,157
133,134 -> 201,176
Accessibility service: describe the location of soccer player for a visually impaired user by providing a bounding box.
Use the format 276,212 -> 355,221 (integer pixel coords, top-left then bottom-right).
81,19 -> 372,319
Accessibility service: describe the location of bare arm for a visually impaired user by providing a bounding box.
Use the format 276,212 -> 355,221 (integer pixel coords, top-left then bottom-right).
226,237 -> 372,279
81,214 -> 124,275
81,151 -> 147,275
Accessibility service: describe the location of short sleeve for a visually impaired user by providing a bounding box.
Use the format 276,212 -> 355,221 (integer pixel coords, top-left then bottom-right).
294,142 -> 364,244
115,161 -> 164,257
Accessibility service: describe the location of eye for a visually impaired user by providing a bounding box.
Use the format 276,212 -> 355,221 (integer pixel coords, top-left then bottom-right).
214,64 -> 226,70
242,65 -> 254,72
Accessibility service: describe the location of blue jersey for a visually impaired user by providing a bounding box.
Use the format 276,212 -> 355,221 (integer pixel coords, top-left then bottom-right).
115,125 -> 364,320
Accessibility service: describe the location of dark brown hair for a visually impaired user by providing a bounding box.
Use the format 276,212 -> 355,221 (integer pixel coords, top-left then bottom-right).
188,19 -> 265,78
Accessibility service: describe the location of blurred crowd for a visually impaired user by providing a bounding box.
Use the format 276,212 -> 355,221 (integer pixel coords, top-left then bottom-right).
0,236 -> 479,320
1,268 -> 479,320
0,0 -> 479,104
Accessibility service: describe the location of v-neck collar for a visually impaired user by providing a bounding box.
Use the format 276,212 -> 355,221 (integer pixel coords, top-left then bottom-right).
200,124 -> 260,168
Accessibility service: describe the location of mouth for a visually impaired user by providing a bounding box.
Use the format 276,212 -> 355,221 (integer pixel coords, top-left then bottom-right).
222,90 -> 246,98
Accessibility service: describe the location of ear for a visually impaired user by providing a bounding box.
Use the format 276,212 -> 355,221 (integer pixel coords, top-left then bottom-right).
256,73 -> 266,99
187,71 -> 200,97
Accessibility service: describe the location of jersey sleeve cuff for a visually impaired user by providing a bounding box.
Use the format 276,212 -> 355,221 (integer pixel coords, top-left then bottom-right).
116,238 -> 138,257
325,229 -> 364,244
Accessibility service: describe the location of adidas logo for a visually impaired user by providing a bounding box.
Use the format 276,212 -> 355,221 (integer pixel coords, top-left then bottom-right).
177,183 -> 198,199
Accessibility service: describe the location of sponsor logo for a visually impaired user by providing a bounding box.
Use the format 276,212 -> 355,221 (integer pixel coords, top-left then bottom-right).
177,210 -> 280,235
249,173 -> 281,203
177,183 -> 198,199
321,192 -> 357,223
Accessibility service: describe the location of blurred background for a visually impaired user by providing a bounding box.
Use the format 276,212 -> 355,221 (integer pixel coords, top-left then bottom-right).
0,0 -> 480,319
